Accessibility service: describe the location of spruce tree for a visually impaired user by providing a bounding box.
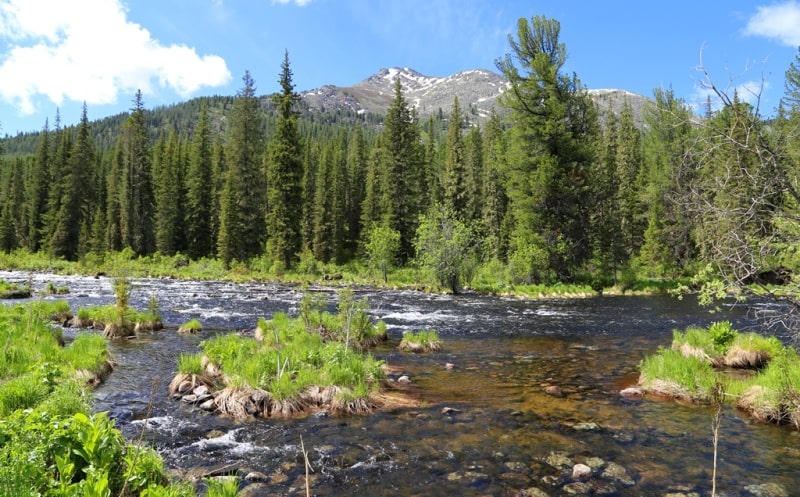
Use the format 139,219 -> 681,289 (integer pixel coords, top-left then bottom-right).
118,90 -> 156,255
480,110 -> 509,260
496,15 -> 600,282
0,158 -> 25,252
381,78 -> 424,263
27,120 -> 50,252
185,103 -> 215,259
50,103 -> 94,260
154,131 -> 185,255
218,70 -> 265,266
441,96 -> 468,219
266,51 -> 303,268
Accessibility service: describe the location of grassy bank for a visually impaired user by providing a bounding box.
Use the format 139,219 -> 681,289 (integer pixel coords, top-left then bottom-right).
0,300 -> 207,496
639,321 -> 800,428
171,289 -> 390,418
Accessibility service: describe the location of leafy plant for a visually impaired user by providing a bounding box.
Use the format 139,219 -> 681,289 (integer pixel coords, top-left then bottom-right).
708,321 -> 736,352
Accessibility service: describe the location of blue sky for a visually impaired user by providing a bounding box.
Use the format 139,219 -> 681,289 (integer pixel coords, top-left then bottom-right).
1,0 -> 799,135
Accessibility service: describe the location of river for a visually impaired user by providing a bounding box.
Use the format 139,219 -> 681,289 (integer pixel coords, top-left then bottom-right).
2,271 -> 798,496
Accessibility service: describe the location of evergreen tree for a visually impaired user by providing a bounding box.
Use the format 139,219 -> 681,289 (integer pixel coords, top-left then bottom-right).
441,96 -> 468,219
185,103 -> 215,259
0,158 -> 25,252
266,51 -> 304,267
218,70 -> 265,265
119,90 -> 156,255
360,138 -> 391,241
496,15 -> 600,282
50,103 -> 94,260
42,113 -> 71,248
464,126 -> 484,223
480,110 -> 509,260
154,131 -> 186,255
27,119 -> 50,252
344,124 -> 367,256
381,78 -> 425,263
615,100 -> 645,259
105,141 -> 124,252
590,105 -> 621,283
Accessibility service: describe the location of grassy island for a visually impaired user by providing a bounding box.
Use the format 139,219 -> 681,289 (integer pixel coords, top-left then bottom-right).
170,289 -> 391,418
638,321 -> 800,428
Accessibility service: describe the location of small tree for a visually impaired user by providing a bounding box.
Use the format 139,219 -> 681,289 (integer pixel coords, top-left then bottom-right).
415,205 -> 479,294
364,222 -> 400,283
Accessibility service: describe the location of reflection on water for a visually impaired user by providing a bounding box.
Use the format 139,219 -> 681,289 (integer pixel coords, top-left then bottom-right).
2,271 -> 798,495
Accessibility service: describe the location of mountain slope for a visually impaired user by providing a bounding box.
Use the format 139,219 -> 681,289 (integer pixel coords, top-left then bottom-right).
301,66 -> 651,127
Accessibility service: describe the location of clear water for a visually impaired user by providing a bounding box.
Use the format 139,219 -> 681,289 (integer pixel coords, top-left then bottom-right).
3,271 -> 798,496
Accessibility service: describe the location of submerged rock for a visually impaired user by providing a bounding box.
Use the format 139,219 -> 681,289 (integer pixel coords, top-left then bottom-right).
518,488 -> 550,497
543,451 -> 573,469
601,462 -> 635,486
572,463 -> 592,480
743,482 -> 789,497
562,481 -> 592,495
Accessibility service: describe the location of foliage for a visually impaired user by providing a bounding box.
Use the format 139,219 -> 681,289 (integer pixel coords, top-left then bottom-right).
415,204 -> 479,293
398,329 -> 442,352
177,353 -> 204,375
364,222 -> 400,283
707,321 -> 736,352
0,301 -> 191,495
193,292 -> 386,405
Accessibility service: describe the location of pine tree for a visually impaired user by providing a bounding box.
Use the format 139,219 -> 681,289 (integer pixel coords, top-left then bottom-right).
218,70 -> 265,266
185,103 -> 215,259
480,110 -> 509,260
496,15 -> 600,282
42,113 -> 71,248
50,103 -> 94,260
441,96 -> 468,219
154,131 -> 186,255
464,126 -> 484,223
27,119 -> 50,252
344,124 -> 367,256
266,51 -> 304,267
119,90 -> 156,255
0,158 -> 25,252
381,78 -> 424,263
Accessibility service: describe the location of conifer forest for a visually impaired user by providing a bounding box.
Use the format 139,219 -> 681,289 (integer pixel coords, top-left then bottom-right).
2,16 -> 800,305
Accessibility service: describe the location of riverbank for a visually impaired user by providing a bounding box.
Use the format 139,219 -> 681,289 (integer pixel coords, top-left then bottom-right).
0,249 -> 680,299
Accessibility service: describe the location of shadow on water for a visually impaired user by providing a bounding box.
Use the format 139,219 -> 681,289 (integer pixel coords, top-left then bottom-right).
3,271 -> 799,496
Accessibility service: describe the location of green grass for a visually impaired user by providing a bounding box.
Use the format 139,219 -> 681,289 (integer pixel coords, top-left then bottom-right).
641,322 -> 800,428
0,301 -> 198,496
399,329 -> 443,352
639,347 -> 719,398
190,295 -> 387,412
0,279 -> 32,298
178,318 -> 203,333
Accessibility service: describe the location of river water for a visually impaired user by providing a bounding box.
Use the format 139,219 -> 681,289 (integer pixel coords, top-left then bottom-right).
2,271 -> 798,496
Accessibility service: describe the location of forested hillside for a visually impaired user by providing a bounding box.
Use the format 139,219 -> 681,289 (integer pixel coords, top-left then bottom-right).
1,15 -> 799,302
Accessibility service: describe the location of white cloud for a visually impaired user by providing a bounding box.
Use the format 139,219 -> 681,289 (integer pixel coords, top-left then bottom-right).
744,1 -> 800,46
0,0 -> 231,115
690,79 -> 769,113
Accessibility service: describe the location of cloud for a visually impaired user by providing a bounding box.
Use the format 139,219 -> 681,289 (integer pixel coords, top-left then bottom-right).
0,0 -> 231,115
744,1 -> 800,46
690,79 -> 769,113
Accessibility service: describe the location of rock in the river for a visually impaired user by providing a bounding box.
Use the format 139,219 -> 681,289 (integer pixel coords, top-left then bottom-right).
572,463 -> 592,480
237,482 -> 273,497
572,422 -> 599,431
562,481 -> 592,495
545,385 -> 563,397
743,482 -> 789,497
543,451 -> 573,469
664,493 -> 700,497
243,471 -> 269,482
620,387 -> 644,397
601,462 -> 635,486
397,375 -> 411,384
518,487 -> 551,497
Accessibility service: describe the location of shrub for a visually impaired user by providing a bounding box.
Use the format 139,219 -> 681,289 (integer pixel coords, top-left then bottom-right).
177,353 -> 204,375
708,321 -> 736,352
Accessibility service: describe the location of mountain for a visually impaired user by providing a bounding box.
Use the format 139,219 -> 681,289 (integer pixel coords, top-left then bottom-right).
1,67 -> 653,157
301,67 -> 509,125
300,66 -> 652,128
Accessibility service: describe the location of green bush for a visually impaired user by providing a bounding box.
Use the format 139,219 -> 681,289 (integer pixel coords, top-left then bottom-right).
708,320 -> 736,352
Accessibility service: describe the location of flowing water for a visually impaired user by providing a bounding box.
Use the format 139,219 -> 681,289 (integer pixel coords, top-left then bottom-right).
3,271 -> 799,496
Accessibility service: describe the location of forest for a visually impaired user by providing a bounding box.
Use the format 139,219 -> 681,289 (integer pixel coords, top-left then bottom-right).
1,15 -> 800,306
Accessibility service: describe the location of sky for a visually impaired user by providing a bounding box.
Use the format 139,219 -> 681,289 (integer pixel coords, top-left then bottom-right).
1,0 -> 799,136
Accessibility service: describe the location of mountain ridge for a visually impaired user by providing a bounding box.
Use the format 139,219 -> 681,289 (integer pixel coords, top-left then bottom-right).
300,66 -> 651,127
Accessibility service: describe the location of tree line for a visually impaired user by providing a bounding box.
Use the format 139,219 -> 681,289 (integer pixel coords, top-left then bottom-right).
2,17 -> 800,298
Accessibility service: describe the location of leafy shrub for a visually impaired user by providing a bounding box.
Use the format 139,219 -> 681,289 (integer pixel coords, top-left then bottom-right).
708,321 -> 736,351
